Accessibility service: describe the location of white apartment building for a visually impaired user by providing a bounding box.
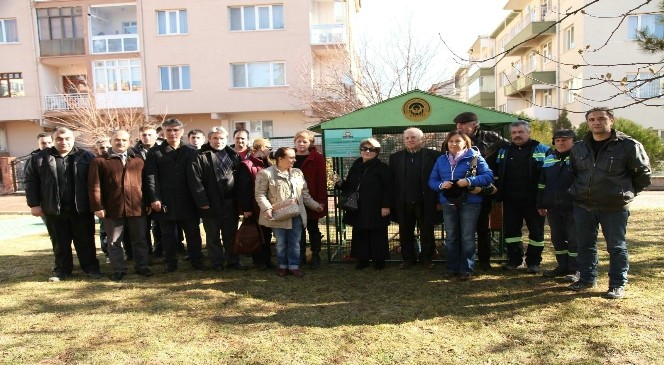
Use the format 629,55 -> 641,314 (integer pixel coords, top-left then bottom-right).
457,0 -> 664,138
0,0 -> 360,158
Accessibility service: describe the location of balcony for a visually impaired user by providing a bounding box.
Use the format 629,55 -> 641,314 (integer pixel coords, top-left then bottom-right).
310,24 -> 346,45
44,94 -> 91,111
504,60 -> 556,96
39,38 -> 85,57
515,105 -> 559,121
91,34 -> 139,54
501,6 -> 556,56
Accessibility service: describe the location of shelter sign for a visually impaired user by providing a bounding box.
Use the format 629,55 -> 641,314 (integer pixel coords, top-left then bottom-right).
324,128 -> 373,157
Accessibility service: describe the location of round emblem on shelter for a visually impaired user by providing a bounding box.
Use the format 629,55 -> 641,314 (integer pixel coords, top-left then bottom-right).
402,98 -> 431,122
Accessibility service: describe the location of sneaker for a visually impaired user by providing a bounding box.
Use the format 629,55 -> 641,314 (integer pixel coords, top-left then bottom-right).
569,280 -> 597,291
564,271 -> 580,283
605,287 -> 625,299
48,272 -> 68,282
526,265 -> 540,274
135,268 -> 154,277
502,263 -> 519,271
542,267 -> 568,278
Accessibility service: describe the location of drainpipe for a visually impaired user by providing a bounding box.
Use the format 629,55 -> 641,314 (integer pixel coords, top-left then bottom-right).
29,0 -> 45,126
556,0 -> 561,118
138,0 -> 150,118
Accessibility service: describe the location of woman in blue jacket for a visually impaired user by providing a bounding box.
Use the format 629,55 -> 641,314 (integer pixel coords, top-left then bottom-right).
429,130 -> 493,279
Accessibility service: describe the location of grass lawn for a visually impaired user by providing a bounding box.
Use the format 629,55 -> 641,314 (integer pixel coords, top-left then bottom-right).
1,208 -> 663,364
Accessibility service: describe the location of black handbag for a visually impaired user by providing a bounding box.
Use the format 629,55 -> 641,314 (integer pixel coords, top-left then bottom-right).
338,168 -> 368,211
466,156 -> 498,196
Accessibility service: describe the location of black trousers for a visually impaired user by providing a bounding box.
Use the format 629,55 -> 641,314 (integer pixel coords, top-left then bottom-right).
300,218 -> 323,254
351,226 -> 389,261
45,211 -> 100,275
159,218 -> 202,268
503,198 -> 545,266
252,225 -> 274,265
202,201 -> 240,267
548,207 -> 578,272
398,202 -> 435,262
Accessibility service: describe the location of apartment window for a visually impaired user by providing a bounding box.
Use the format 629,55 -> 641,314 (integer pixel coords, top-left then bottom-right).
250,120 -> 273,138
122,21 -> 138,35
159,65 -> 191,91
565,26 -> 575,50
564,78 -> 580,104
0,127 -> 7,151
36,7 -> 84,40
157,10 -> 188,35
626,72 -> 662,99
229,5 -> 284,31
628,14 -> 664,40
232,62 -> 285,88
0,73 -> 24,97
0,19 -> 18,43
541,42 -> 551,63
93,59 -> 142,93
543,89 -> 553,106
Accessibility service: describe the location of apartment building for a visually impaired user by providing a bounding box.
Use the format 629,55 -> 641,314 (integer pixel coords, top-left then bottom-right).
0,0 -> 360,158
456,0 -> 664,138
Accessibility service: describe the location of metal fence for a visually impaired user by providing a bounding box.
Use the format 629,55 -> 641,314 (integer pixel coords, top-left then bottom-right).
10,155 -> 31,193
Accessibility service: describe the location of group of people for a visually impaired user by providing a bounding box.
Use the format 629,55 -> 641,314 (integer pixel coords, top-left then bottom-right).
334,107 -> 650,299
24,106 -> 651,299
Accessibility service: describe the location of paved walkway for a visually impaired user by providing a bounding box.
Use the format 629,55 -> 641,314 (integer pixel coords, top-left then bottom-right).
0,191 -> 663,240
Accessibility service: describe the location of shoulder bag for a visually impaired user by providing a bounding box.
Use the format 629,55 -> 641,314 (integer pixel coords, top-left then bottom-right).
466,155 -> 498,196
338,168 -> 368,211
233,216 -> 263,255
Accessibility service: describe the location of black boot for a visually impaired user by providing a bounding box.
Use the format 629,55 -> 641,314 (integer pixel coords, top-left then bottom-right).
311,253 -> 321,269
300,250 -> 307,265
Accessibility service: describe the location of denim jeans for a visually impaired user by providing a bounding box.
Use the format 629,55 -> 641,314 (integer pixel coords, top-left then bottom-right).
443,203 -> 481,274
574,207 -> 630,288
273,216 -> 303,270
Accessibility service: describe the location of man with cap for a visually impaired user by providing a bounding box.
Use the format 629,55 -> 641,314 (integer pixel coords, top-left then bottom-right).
454,112 -> 508,270
536,129 -> 578,280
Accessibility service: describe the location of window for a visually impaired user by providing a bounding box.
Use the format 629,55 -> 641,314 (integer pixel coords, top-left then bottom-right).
628,14 -> 664,40
0,127 -> 7,151
497,104 -> 507,113
543,89 -> 552,106
159,65 -> 191,91
0,73 -> 24,97
0,19 -> 18,43
93,59 -> 142,93
626,72 -> 662,99
235,120 -> 273,138
122,21 -> 138,35
37,7 -> 84,41
229,5 -> 284,31
541,42 -> 551,63
157,10 -> 188,35
232,62 -> 285,88
564,78 -> 580,104
565,26 -> 575,50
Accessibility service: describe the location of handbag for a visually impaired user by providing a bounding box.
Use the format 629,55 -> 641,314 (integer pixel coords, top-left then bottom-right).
270,168 -> 301,221
233,217 -> 263,255
338,167 -> 369,211
466,155 -> 498,196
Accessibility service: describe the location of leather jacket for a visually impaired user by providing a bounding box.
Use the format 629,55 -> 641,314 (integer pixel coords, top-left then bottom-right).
569,129 -> 651,211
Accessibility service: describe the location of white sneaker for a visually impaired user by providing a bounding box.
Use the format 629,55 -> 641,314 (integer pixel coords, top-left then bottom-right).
564,271 -> 580,283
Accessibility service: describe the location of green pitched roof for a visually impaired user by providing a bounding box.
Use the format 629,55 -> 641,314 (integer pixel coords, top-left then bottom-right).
310,89 -> 519,133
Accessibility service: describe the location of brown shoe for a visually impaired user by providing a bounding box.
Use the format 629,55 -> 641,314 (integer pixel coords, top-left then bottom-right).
289,269 -> 305,278
276,268 -> 288,277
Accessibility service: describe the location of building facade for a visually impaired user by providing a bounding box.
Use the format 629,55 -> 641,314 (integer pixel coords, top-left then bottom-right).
456,0 -> 664,138
0,0 -> 360,158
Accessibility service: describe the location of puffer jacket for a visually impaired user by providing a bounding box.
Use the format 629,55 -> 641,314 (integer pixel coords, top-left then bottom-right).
254,166 -> 321,229
25,146 -> 95,214
569,129 -> 651,211
428,147 -> 493,205
536,149 -> 575,210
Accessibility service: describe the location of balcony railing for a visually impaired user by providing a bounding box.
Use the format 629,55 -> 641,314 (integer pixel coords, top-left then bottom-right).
44,94 -> 91,111
91,34 -> 139,54
498,6 -> 556,53
311,24 -> 346,45
515,105 -> 559,121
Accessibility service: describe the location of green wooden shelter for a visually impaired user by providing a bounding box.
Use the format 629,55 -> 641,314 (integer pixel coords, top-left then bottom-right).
310,89 -> 520,134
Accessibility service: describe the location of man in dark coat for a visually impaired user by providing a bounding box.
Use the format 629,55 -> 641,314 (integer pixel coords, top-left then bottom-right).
132,124 -> 161,256
89,130 -> 152,281
188,126 -> 247,271
24,127 -> 101,281
144,118 -> 204,272
389,127 -> 441,269
454,112 -> 509,270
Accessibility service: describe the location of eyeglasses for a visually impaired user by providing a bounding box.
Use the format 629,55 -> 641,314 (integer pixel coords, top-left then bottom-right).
360,147 -> 378,153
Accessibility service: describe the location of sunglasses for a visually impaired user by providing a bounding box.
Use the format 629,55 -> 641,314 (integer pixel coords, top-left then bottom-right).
360,147 -> 378,153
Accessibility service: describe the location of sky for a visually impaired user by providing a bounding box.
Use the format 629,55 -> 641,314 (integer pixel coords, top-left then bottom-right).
355,0 -> 511,88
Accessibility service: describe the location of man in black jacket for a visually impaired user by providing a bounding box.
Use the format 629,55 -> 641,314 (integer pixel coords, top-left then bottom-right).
389,127 -> 441,269
568,107 -> 651,299
188,127 -> 246,271
24,127 -> 101,281
144,119 -> 204,272
454,112 -> 508,270
132,124 -> 161,256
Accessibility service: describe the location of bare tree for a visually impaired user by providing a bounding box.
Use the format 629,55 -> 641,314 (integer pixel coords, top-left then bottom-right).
293,20 -> 442,120
45,90 -> 165,145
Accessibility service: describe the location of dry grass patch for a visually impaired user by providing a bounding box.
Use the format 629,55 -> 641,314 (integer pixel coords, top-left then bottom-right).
1,209 -> 663,364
